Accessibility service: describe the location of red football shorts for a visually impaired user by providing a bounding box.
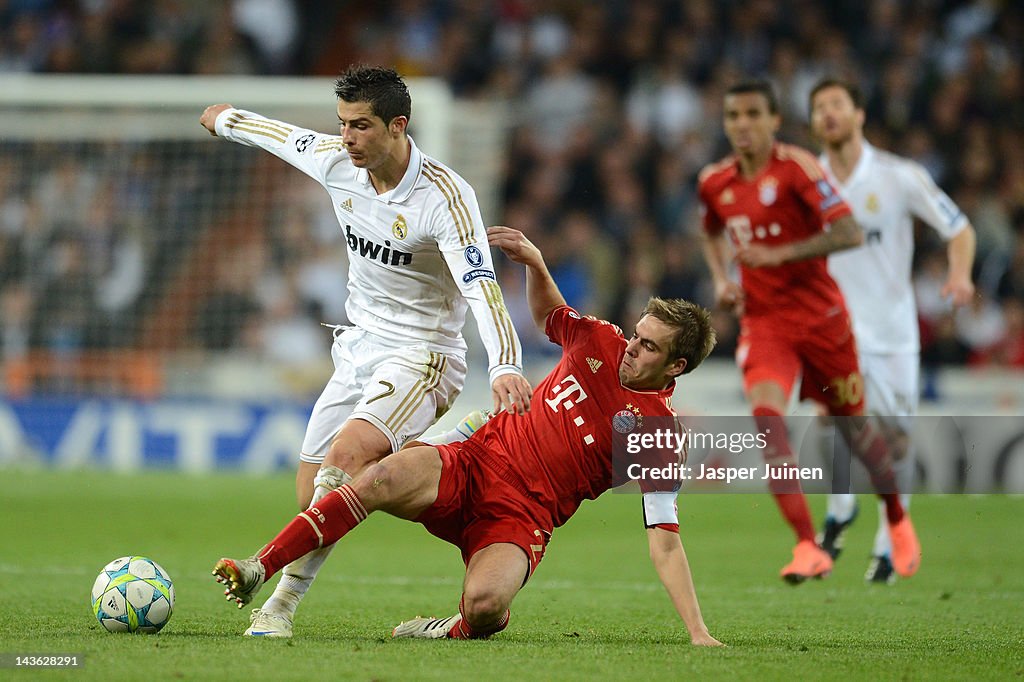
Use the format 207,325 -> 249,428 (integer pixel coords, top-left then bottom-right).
736,310 -> 864,416
415,442 -> 552,581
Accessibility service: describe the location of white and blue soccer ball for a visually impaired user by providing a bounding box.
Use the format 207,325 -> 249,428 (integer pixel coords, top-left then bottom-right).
91,556 -> 174,634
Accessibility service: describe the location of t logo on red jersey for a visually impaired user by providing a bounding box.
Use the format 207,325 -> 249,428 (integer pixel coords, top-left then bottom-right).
545,375 -> 588,412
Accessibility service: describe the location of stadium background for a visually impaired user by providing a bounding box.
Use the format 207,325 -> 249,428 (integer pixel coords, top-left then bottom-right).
1,0 -> 1022,470
1,2 -> 1023,677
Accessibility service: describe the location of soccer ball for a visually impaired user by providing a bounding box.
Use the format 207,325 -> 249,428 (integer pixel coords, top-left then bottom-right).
91,556 -> 175,634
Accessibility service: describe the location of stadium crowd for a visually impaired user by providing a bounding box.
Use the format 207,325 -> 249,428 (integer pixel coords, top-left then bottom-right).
1,0 -> 1023,387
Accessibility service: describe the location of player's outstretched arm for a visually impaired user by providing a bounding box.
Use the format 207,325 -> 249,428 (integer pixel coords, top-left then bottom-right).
942,224 -> 977,306
200,104 -> 233,136
700,231 -> 744,315
646,527 -> 723,646
738,214 -> 863,267
487,226 -> 566,330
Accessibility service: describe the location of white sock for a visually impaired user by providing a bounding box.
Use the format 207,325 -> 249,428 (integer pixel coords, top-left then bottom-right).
261,465 -> 351,619
874,493 -> 911,558
827,493 -> 857,523
423,411 -> 489,446
423,427 -> 470,446
261,546 -> 335,618
893,447 -> 915,497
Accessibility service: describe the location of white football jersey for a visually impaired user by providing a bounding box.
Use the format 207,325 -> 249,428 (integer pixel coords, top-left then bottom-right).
822,143 -> 968,354
215,108 -> 522,382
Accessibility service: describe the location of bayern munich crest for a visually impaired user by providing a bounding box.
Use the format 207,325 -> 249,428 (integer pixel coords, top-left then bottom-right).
758,177 -> 778,206
613,409 -> 637,433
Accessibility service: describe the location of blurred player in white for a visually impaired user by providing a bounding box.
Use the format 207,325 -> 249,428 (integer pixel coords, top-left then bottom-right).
809,78 -> 976,582
200,65 -> 532,635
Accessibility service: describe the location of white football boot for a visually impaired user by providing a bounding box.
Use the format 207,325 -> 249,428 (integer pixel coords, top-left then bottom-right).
244,608 -> 294,638
392,614 -> 462,639
212,557 -> 266,607
455,409 -> 492,439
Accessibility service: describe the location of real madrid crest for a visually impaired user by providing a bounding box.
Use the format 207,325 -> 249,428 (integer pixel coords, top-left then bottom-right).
758,177 -> 778,206
866,193 -> 879,213
392,214 -> 408,239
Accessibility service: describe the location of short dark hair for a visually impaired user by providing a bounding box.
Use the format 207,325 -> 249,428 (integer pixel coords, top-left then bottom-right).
334,65 -> 412,125
726,80 -> 779,114
809,77 -> 864,112
643,297 -> 717,375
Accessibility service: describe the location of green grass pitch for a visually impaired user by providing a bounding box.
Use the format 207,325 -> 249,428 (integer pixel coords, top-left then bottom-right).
0,469 -> 1021,680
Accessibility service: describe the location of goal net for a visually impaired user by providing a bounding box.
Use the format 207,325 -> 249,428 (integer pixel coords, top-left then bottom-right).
0,74 -> 453,400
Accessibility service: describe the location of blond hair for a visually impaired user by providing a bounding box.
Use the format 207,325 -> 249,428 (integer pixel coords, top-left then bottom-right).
643,297 -> 716,375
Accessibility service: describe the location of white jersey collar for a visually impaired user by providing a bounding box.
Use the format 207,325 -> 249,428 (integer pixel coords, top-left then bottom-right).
846,140 -> 875,188
821,140 -> 875,189
354,135 -> 423,204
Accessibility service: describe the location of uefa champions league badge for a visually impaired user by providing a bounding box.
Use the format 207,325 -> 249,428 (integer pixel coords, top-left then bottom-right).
462,245 -> 495,283
464,245 -> 484,267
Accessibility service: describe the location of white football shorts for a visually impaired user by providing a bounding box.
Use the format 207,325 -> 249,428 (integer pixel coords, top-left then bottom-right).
299,327 -> 467,463
859,351 -> 919,432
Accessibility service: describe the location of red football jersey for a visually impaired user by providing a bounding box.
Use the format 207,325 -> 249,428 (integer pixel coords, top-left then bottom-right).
463,305 -> 677,528
698,142 -> 853,324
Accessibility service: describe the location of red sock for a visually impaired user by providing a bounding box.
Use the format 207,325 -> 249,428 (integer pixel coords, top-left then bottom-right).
840,419 -> 904,523
753,406 -> 815,543
880,493 -> 904,524
447,596 -> 510,640
257,484 -> 368,578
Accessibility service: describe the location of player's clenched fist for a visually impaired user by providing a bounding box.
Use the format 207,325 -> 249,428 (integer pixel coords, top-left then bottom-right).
713,279 -> 744,315
200,104 -> 233,135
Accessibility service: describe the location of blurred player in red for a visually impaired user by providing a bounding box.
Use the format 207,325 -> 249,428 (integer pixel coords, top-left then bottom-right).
698,81 -> 919,582
213,226 -> 722,645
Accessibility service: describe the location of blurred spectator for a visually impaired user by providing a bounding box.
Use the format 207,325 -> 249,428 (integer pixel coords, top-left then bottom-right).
560,210 -> 618,320
496,265 -> 550,360
955,291 -> 1007,360
921,312 -> 970,400
193,6 -> 259,75
83,185 -> 147,347
523,51 -> 597,156
996,236 -> 1024,302
626,54 -> 703,146
987,298 -> 1024,368
656,234 -> 703,304
0,282 -> 33,361
232,0 -> 299,73
256,278 -> 328,366
31,230 -> 99,353
194,243 -> 264,351
915,250 -> 956,327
